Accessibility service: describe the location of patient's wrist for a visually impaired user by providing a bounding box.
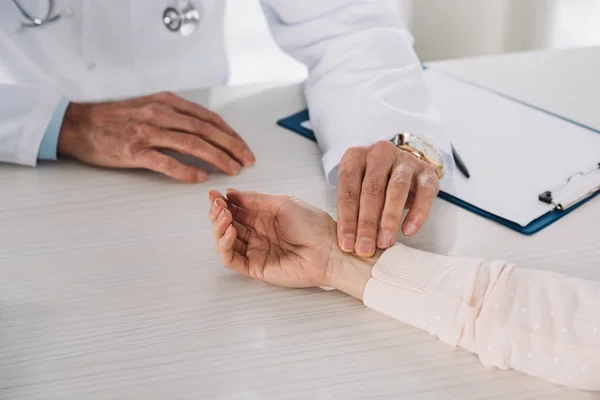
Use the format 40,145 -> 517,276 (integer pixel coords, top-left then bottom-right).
328,250 -> 381,300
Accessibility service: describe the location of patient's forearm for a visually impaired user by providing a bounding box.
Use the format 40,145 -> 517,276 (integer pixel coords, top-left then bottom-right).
329,243 -> 600,391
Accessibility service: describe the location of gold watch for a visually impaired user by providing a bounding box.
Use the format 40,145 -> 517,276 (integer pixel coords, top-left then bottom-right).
391,133 -> 444,179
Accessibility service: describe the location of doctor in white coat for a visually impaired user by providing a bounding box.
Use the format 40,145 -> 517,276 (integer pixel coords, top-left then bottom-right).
0,0 -> 451,258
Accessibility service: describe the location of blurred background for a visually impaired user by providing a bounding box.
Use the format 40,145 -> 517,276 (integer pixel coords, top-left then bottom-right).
226,0 -> 600,85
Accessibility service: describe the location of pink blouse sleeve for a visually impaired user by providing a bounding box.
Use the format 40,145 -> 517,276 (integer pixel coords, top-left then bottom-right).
363,244 -> 600,391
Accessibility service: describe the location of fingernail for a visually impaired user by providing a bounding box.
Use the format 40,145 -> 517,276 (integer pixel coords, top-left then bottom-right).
214,199 -> 223,215
403,221 -> 417,236
243,150 -> 255,166
225,225 -> 233,236
219,209 -> 227,221
216,198 -> 227,210
377,230 -> 393,249
230,161 -> 242,174
341,234 -> 355,252
197,171 -> 207,182
357,237 -> 375,256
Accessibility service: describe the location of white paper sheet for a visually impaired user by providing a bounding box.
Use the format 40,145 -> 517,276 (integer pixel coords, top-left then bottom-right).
426,69 -> 600,226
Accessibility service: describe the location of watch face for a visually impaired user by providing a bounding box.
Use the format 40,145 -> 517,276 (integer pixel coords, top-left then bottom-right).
408,135 -> 443,166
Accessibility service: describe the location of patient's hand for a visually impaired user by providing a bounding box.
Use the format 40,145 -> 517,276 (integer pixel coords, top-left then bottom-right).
208,189 -> 340,288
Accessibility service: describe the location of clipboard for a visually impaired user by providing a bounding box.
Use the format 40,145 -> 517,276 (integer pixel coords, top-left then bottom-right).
277,105 -> 599,236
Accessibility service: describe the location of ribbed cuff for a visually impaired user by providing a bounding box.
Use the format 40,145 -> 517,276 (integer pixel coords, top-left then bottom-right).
363,243 -> 485,348
370,244 -> 448,289
363,244 -> 444,329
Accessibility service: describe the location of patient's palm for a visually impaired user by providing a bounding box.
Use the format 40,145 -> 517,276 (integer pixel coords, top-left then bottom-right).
244,197 -> 337,288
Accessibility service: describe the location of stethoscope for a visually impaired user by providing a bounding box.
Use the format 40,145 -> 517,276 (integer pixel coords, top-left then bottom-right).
9,0 -> 64,28
10,0 -> 201,37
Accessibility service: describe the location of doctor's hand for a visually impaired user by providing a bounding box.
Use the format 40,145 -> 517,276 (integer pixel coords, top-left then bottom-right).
57,92 -> 255,182
336,141 -> 440,257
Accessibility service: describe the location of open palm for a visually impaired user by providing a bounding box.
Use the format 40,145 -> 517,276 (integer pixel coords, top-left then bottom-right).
208,189 -> 338,288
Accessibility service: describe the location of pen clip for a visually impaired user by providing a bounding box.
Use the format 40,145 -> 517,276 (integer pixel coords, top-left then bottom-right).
555,185 -> 600,210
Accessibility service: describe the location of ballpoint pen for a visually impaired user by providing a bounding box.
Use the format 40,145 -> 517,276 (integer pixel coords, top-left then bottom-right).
451,145 -> 470,179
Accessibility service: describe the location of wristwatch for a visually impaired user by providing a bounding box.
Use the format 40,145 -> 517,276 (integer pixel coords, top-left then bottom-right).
391,133 -> 444,179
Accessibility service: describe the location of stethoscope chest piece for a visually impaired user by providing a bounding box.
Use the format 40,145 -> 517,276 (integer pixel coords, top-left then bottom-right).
163,1 -> 200,37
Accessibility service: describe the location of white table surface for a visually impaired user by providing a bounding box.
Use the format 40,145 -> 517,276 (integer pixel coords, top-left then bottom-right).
1,47 -> 599,400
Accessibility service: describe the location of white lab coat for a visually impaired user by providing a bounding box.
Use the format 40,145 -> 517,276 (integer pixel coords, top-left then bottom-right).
0,0 -> 451,183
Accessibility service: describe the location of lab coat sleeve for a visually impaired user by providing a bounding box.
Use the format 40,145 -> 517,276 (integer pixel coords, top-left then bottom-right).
0,83 -> 63,166
260,0 -> 452,184
38,99 -> 70,161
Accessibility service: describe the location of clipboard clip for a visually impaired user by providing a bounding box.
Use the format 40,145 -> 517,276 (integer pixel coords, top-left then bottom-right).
539,163 -> 600,211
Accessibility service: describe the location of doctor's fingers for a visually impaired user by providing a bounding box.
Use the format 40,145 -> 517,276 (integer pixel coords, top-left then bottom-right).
354,141 -> 397,257
145,128 -> 244,176
134,150 -> 207,183
130,92 -> 237,135
401,167 -> 439,236
151,92 -> 255,163
337,147 -> 367,253
377,160 -> 415,249
153,92 -> 237,135
140,103 -> 254,167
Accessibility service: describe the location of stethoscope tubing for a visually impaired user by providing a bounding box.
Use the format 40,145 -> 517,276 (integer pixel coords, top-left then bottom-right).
9,0 -> 199,35
10,0 -> 62,28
